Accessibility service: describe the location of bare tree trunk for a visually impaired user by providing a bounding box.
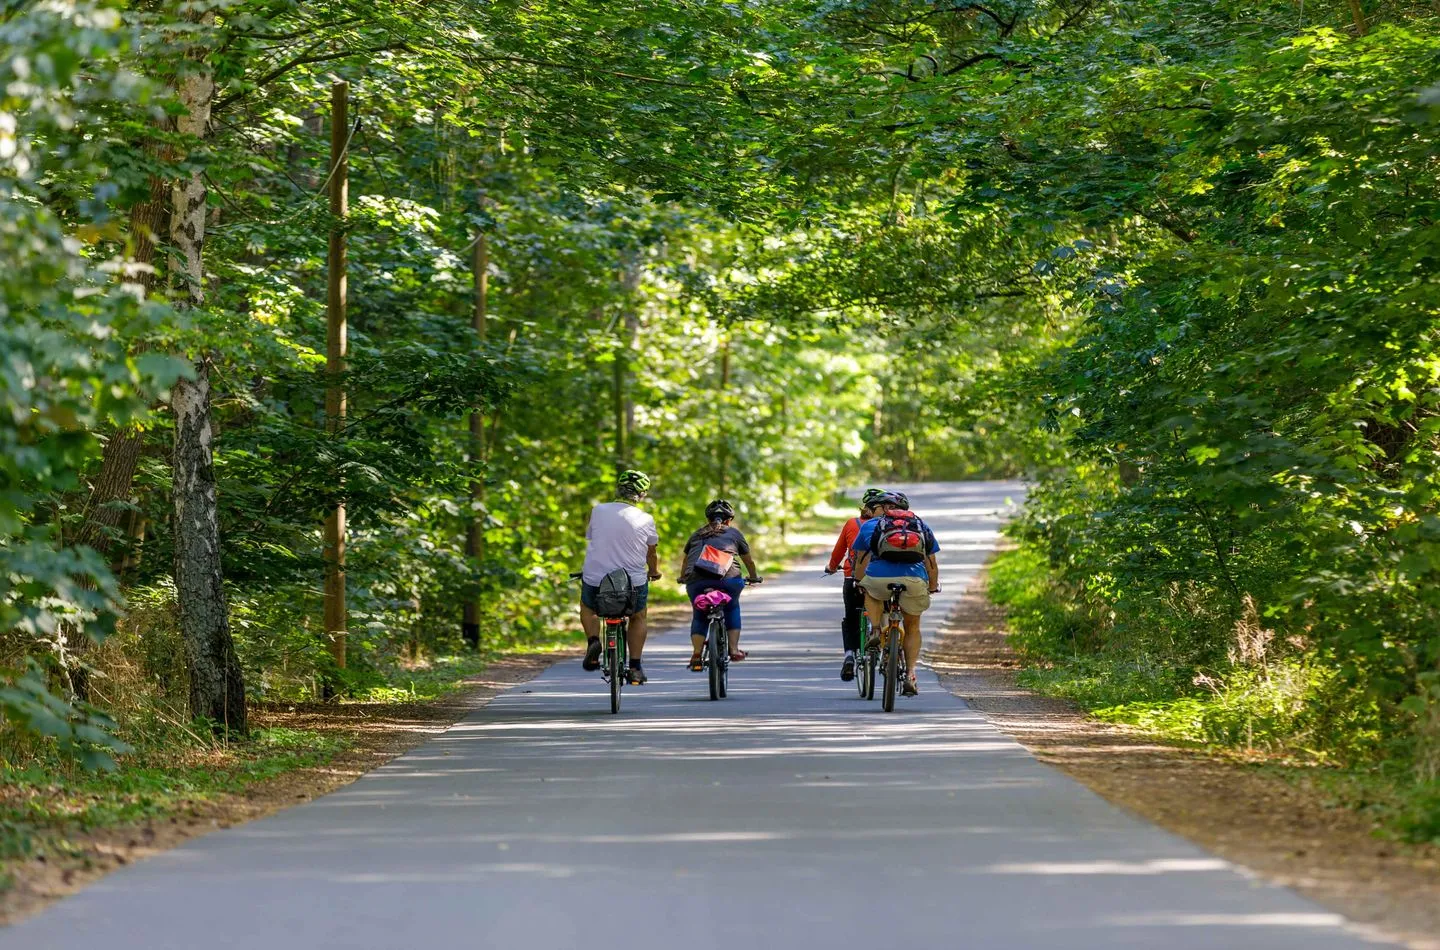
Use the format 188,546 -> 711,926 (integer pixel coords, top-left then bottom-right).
323,81 -> 350,676
169,27 -> 246,733
611,256 -> 641,473
462,231 -> 488,649
620,258 -> 640,445
717,337 -> 731,497
173,364 -> 245,732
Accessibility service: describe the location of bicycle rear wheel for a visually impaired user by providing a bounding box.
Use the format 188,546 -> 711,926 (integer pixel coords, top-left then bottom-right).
707,620 -> 723,701
882,623 -> 899,712
609,623 -> 625,714
718,624 -> 729,699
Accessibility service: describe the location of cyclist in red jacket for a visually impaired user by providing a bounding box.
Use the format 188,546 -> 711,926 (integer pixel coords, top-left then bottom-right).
825,488 -> 891,681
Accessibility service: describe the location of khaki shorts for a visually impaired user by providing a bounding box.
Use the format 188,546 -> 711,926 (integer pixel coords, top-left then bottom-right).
857,574 -> 931,615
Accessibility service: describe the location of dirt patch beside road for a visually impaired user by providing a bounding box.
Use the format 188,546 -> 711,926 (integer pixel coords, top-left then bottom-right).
0,653 -> 559,927
926,571 -> 1440,950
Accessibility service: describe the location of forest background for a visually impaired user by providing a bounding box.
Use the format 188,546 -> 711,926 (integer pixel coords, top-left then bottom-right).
3,0 -> 1440,853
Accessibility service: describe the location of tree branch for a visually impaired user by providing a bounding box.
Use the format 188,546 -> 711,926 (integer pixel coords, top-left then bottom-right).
213,42 -> 412,114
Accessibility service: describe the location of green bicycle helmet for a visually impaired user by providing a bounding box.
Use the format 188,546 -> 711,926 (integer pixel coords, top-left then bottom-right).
861,487 -> 889,508
616,469 -> 652,499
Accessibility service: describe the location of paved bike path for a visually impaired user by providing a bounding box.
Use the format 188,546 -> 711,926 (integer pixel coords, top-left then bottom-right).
3,482 -> 1389,948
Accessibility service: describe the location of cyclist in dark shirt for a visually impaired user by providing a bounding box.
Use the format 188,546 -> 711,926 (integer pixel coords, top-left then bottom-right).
679,499 -> 761,670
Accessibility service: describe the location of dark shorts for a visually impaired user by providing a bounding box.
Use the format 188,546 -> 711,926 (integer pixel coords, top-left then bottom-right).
580,581 -> 649,614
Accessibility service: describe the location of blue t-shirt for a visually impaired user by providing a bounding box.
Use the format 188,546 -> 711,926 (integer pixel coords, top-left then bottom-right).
853,516 -> 939,579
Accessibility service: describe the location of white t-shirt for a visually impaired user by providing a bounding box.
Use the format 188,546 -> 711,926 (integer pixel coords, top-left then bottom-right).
582,502 -> 659,586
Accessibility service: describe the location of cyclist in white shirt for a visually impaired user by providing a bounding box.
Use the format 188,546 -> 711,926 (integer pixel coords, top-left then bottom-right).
580,470 -> 661,684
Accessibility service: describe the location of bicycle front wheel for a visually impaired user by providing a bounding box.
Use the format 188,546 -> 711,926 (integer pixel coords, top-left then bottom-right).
855,616 -> 870,698
882,625 -> 899,712
707,620 -> 723,701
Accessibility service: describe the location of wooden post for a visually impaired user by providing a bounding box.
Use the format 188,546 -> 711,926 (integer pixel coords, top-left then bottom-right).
324,80 -> 349,672
462,231 -> 488,650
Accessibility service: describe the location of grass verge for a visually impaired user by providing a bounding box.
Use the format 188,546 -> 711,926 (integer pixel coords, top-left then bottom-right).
987,544 -> 1440,844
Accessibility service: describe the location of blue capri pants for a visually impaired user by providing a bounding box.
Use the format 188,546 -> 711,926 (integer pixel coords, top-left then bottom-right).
686,576 -> 747,636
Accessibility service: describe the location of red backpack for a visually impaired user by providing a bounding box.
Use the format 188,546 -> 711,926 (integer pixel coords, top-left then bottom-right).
869,510 -> 928,564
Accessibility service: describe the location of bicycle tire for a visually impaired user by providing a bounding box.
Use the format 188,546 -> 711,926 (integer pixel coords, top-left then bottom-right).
855,616 -> 869,698
863,653 -> 876,700
609,624 -> 625,714
882,622 -> 899,712
718,622 -> 728,699
707,619 -> 723,701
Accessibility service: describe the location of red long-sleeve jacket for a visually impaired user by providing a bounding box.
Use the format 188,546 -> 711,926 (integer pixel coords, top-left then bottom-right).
826,517 -> 864,577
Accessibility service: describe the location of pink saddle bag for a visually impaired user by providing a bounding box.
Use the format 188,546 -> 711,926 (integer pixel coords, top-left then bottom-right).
692,590 -> 733,611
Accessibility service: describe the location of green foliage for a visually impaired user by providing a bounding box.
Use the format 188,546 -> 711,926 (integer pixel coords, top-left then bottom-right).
0,661 -> 131,772
0,1 -> 184,768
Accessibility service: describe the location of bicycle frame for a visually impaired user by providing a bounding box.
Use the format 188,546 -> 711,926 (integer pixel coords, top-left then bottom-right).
703,604 -> 729,700
879,586 -> 908,712
601,615 -> 629,713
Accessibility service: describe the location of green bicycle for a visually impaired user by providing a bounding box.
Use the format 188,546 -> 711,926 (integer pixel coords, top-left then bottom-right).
572,572 -> 630,714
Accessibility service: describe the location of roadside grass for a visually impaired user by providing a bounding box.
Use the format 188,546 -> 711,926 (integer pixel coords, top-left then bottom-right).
349,652 -> 493,701
0,649 -> 499,890
987,545 -> 1440,844
0,722 -> 346,892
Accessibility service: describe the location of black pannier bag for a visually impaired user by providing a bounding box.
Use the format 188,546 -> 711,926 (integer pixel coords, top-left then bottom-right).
594,568 -> 635,618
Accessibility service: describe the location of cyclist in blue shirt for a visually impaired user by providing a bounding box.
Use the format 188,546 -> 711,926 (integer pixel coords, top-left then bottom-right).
851,492 -> 940,697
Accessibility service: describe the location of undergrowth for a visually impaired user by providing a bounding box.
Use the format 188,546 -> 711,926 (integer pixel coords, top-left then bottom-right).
0,723 -> 346,886
988,545 -> 1440,844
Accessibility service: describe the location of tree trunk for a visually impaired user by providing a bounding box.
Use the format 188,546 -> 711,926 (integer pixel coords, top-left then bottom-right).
173,363 -> 246,732
462,230 -> 488,649
1346,0 -> 1368,34
169,25 -> 246,733
717,337 -> 732,497
612,351 -> 629,472
611,256 -> 641,473
620,259 -> 640,445
323,81 -> 350,675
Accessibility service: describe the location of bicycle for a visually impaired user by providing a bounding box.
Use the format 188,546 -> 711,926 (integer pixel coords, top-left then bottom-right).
877,583 -> 908,712
572,572 -> 630,714
825,569 -> 876,700
695,590 -> 730,701
694,577 -> 761,701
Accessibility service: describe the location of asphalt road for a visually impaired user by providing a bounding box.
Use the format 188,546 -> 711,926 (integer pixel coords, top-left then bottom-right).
2,481 -> 1390,948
